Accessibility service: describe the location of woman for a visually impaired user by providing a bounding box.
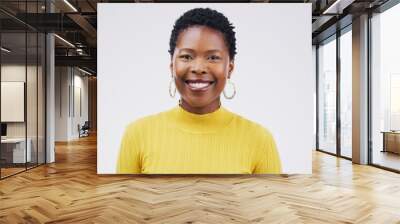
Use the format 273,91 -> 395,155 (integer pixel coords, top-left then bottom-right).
117,8 -> 281,174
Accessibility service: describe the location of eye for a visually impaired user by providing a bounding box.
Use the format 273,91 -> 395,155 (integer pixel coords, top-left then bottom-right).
179,54 -> 192,61
208,55 -> 221,61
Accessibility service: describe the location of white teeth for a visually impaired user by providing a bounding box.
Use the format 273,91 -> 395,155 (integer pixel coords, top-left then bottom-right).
188,82 -> 210,89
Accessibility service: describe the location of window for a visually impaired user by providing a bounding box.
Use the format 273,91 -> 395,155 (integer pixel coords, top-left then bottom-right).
371,3 -> 400,171
318,36 -> 337,154
339,28 -> 352,158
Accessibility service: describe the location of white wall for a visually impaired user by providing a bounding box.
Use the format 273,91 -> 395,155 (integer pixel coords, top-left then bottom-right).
55,67 -> 69,141
55,67 -> 89,141
72,72 -> 89,138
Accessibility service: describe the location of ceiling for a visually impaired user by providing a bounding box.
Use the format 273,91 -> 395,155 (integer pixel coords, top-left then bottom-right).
0,0 -> 393,75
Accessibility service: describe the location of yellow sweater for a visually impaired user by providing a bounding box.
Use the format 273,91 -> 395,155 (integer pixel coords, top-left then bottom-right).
117,106 -> 281,174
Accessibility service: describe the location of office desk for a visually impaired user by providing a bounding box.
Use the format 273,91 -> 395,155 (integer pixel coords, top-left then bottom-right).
1,138 -> 32,163
382,131 -> 400,154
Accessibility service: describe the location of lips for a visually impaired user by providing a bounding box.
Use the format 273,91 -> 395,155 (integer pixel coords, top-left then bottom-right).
184,79 -> 215,91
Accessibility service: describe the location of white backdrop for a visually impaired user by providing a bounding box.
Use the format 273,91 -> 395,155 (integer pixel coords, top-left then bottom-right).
98,3 -> 313,174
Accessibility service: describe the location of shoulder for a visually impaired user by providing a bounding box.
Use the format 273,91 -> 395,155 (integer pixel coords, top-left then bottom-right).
124,109 -> 172,133
227,111 -> 275,148
231,112 -> 273,134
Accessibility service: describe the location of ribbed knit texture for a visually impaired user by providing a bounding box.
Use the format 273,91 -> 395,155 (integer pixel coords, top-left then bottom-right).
117,106 -> 281,174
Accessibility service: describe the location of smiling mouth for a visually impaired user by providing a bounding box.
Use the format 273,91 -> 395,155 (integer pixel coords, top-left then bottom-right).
185,80 -> 215,91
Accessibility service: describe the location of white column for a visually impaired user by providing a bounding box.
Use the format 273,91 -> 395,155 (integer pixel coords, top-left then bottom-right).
45,0 -> 55,163
352,14 -> 369,164
46,32 -> 55,163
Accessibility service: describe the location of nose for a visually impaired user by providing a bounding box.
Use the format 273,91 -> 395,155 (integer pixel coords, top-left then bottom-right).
190,58 -> 207,75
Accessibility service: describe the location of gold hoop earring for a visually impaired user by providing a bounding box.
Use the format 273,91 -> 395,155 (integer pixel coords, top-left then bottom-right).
169,77 -> 176,98
223,79 -> 236,100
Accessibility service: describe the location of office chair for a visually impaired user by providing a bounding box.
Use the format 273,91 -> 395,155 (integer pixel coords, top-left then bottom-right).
79,121 -> 90,138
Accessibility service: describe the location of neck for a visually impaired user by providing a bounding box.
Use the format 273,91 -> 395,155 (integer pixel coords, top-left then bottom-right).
179,98 -> 221,115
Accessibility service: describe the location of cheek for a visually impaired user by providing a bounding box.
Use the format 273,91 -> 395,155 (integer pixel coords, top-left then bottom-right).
172,61 -> 187,91
211,64 -> 229,81
173,61 -> 188,77
216,78 -> 227,90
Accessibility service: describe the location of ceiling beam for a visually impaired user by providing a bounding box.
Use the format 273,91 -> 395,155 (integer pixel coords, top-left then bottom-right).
67,13 -> 97,43
55,55 -> 96,69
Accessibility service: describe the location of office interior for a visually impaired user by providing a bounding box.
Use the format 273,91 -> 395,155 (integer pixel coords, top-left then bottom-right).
0,0 -> 399,222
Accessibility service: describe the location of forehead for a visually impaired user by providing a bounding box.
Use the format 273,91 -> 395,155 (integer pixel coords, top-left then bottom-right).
176,25 -> 228,52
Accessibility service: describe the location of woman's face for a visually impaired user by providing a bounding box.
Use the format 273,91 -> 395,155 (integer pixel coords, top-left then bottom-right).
170,25 -> 234,109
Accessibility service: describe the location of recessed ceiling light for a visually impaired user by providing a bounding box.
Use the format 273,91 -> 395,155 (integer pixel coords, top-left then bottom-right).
1,47 -> 11,53
63,0 -> 78,12
54,34 -> 75,48
78,67 -> 93,76
322,0 -> 354,15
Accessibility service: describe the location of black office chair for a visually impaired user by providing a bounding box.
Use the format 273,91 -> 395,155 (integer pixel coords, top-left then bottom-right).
79,121 -> 90,138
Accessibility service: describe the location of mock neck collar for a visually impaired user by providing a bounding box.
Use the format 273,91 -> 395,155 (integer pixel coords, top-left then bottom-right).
168,105 -> 234,134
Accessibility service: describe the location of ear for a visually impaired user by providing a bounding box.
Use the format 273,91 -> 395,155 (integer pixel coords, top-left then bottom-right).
227,60 -> 234,79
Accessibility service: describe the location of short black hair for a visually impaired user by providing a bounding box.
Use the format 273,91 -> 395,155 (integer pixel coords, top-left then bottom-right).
169,8 -> 237,60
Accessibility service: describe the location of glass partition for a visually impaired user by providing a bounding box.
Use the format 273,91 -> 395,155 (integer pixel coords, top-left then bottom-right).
0,31 -> 28,177
27,31 -> 38,169
0,1 -> 46,179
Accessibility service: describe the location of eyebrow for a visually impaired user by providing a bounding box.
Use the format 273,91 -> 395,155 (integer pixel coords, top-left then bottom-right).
177,48 -> 222,54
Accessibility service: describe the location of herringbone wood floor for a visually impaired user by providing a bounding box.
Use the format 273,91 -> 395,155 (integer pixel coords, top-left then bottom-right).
1,134 -> 400,224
